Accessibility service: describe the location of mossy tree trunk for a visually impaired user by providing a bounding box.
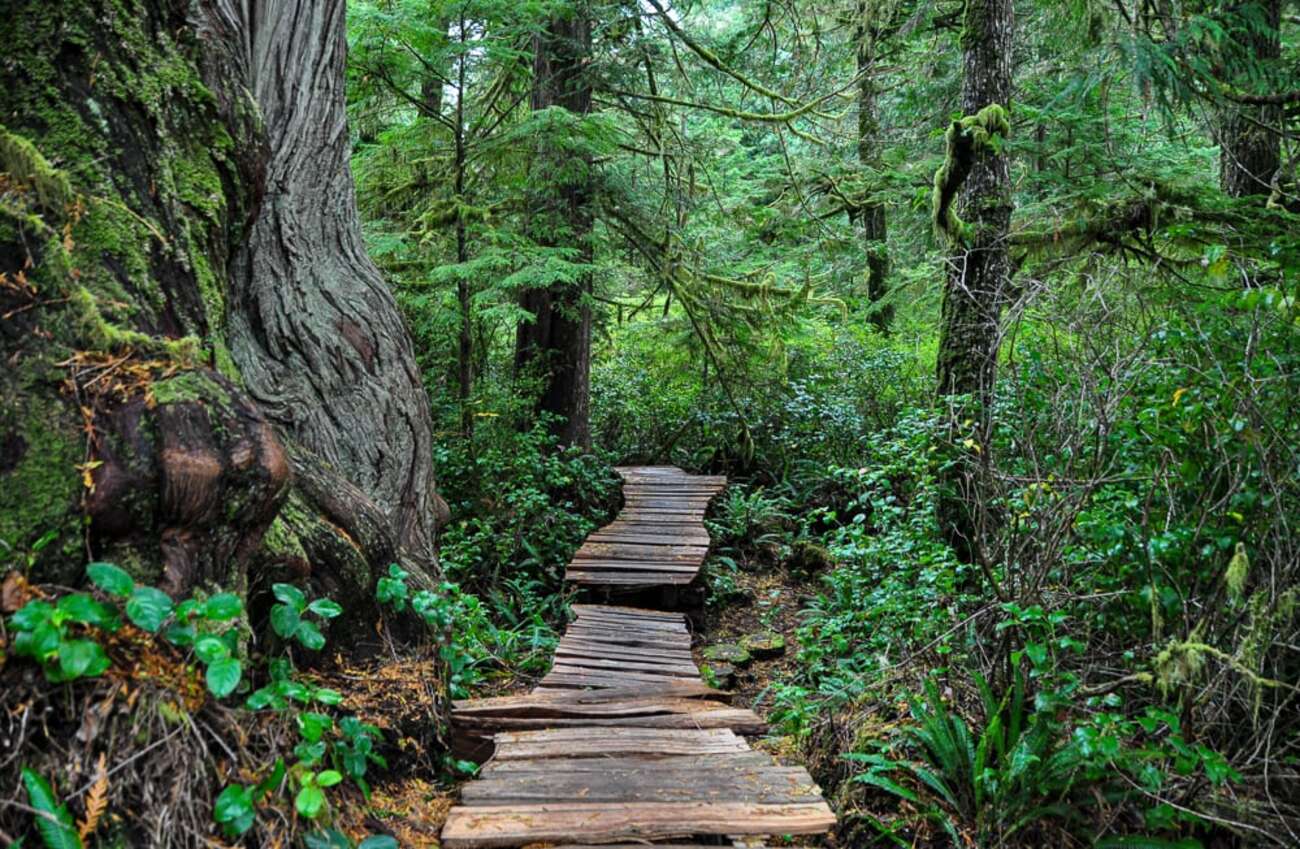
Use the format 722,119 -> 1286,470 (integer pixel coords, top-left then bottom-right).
855,0 -> 893,334
1218,0 -> 1282,199
0,0 -> 442,622
515,5 -> 594,450
933,0 -> 1015,566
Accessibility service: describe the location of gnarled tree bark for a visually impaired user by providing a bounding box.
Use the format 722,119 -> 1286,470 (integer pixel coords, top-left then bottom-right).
0,0 -> 442,620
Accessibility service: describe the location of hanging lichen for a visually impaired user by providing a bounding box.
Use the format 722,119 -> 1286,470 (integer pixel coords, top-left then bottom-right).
1225,541 -> 1250,601
931,103 -> 1011,246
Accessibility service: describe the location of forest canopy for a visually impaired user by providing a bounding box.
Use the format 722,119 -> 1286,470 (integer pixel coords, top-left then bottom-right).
1,0 -> 1299,847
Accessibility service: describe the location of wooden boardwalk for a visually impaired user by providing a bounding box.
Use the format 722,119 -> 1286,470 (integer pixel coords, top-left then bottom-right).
566,466 -> 727,588
443,467 -> 836,848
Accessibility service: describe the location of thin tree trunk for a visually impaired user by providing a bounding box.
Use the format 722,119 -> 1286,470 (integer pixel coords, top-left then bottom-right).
455,11 -> 474,438
1219,0 -> 1282,198
515,6 -> 594,450
934,0 -> 1015,565
855,0 -> 892,333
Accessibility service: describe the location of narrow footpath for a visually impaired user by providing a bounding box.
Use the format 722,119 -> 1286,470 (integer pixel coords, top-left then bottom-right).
440,467 -> 837,848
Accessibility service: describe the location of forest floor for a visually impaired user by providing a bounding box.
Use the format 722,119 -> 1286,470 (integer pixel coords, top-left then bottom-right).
312,655 -> 456,847
321,561 -> 833,847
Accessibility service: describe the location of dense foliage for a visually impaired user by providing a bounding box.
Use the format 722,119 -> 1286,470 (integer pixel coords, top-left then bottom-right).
2,0 -> 1297,847
346,0 -> 1299,846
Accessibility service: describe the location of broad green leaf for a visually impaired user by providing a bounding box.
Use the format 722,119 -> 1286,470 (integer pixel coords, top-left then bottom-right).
272,583 -> 306,611
295,620 -> 326,651
56,594 -> 119,630
86,562 -> 134,597
126,587 -> 174,633
194,636 -> 230,664
307,598 -> 343,619
359,836 -> 399,849
270,603 -> 300,639
204,593 -> 243,622
57,639 -> 109,679
305,829 -> 353,849
297,712 -> 334,743
11,600 -> 54,631
317,770 -> 343,788
213,784 -> 256,837
206,657 -> 242,698
14,622 -> 61,660
295,784 -> 327,818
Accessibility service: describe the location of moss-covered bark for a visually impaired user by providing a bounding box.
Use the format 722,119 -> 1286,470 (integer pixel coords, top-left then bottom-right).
0,0 -> 441,623
933,0 -> 1015,567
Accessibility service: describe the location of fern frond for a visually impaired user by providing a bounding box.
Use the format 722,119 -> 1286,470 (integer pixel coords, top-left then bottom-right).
77,754 -> 108,841
21,767 -> 83,849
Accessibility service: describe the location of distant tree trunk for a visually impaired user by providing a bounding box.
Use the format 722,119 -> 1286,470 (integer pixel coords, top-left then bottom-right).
855,0 -> 892,333
454,12 -> 474,438
1219,0 -> 1281,198
0,0 -> 442,616
515,5 -> 593,450
933,0 -> 1015,565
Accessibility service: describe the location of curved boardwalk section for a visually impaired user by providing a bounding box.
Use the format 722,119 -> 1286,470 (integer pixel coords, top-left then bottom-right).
566,466 -> 726,588
443,467 -> 836,848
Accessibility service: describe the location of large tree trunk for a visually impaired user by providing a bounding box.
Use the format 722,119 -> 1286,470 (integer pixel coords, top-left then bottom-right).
933,0 -> 1015,565
855,0 -> 892,333
1218,0 -> 1282,198
0,0 -> 441,618
220,0 -> 443,567
515,7 -> 594,450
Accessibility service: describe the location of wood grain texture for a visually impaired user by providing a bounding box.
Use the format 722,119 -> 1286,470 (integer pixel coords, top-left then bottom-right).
443,468 -> 835,846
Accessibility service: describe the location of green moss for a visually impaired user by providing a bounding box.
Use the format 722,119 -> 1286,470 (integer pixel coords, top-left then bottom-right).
261,514 -> 308,563
212,341 -> 242,381
0,125 -> 72,212
0,400 -> 82,570
931,104 -> 1011,246
151,370 -> 230,408
0,0 -> 242,355
69,287 -> 201,362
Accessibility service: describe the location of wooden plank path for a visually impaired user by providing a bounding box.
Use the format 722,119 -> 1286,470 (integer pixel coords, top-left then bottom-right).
566,466 -> 727,588
443,467 -> 836,848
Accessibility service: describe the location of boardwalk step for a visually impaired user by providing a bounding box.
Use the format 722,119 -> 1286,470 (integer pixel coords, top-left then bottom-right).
441,801 -> 836,848
442,467 -> 835,847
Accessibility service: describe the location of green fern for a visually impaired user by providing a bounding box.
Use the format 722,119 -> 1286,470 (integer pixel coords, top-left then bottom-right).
20,768 -> 83,849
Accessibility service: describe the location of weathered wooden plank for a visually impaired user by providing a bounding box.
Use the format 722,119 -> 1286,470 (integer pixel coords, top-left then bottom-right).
452,680 -> 725,712
571,604 -> 683,620
556,641 -> 694,663
549,654 -> 700,676
555,645 -> 695,666
559,628 -> 692,648
455,695 -> 737,721
491,728 -> 750,760
572,609 -> 691,628
479,752 -> 771,776
545,666 -> 698,686
441,801 -> 837,848
575,543 -> 708,562
569,561 -> 704,574
587,532 -> 711,547
460,767 -> 817,805
494,725 -> 742,744
454,708 -> 765,736
566,570 -> 697,585
540,667 -> 697,686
